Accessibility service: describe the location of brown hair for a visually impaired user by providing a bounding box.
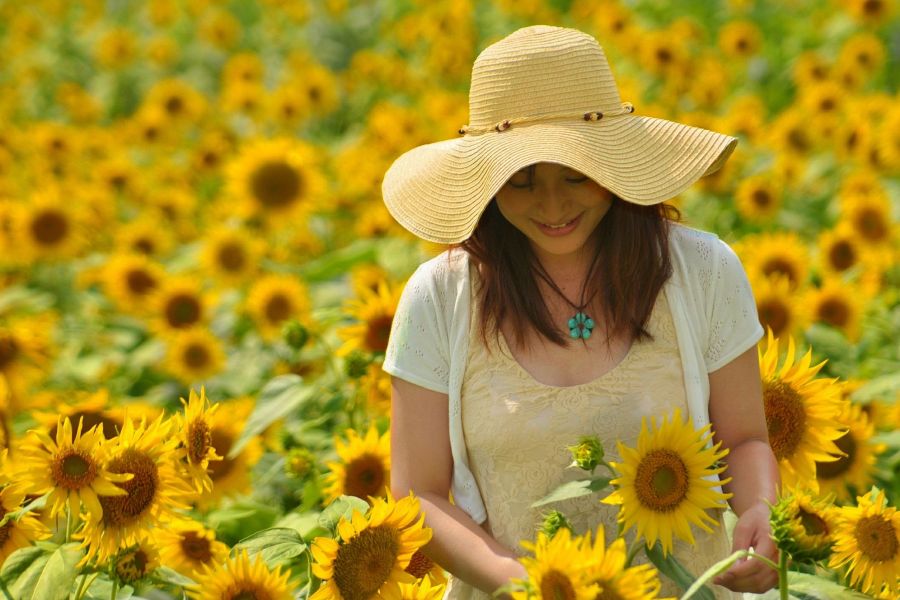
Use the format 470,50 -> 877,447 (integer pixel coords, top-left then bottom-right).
455,196 -> 681,349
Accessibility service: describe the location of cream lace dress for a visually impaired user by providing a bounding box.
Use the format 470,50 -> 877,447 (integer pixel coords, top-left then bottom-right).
444,292 -> 741,600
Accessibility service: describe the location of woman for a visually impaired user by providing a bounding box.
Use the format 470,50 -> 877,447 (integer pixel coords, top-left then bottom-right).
381,25 -> 779,598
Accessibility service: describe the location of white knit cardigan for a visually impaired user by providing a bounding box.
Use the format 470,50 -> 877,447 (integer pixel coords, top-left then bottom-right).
383,222 -> 764,525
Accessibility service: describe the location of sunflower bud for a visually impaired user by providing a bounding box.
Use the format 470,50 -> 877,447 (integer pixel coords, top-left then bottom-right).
344,350 -> 371,379
539,510 -> 573,539
567,435 -> 604,471
282,319 -> 309,350
770,487 -> 837,564
285,446 -> 317,480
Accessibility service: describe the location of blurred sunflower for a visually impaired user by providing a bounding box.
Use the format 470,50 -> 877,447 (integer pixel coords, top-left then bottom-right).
190,130 -> 233,176
816,225 -> 865,278
94,155 -> 142,197
878,106 -> 900,170
806,278 -> 866,341
221,80 -> 267,119
222,52 -> 264,85
637,30 -> 689,78
833,114 -> 874,164
735,174 -> 781,222
816,402 -> 885,503
0,312 -> 55,406
350,264 -> 391,297
750,275 -> 804,339
0,480 -> 51,565
245,273 -> 311,341
769,485 -> 837,563
717,20 -> 762,59
151,277 -> 213,334
838,32 -> 886,77
791,51 -> 830,88
115,216 -> 177,259
581,526 -> 663,600
94,26 -> 138,69
16,416 -> 132,522
78,415 -> 192,565
174,387 -> 222,494
767,109 -> 815,157
323,423 -> 391,504
842,0 -> 895,25
361,362 -> 392,418
721,94 -> 767,143
602,408 -> 732,556
512,527 -> 600,600
143,78 -> 207,125
311,491 -> 431,600
737,231 -> 809,290
189,548 -> 295,600
11,189 -> 84,262
114,537 -> 161,585
338,280 -> 404,357
32,388 -> 125,441
226,138 -> 326,224
201,227 -> 263,290
829,488 -> 900,597
199,8 -> 240,50
268,85 -> 307,129
841,193 -> 894,248
281,63 -> 340,120
157,518 -> 229,580
196,397 -> 263,510
758,331 -> 847,488
162,327 -> 226,384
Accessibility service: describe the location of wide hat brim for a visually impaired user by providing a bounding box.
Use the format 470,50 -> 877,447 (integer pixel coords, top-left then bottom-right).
382,115 -> 737,244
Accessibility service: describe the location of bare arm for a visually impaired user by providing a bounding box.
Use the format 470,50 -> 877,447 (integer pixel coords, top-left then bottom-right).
708,345 -> 780,592
389,377 -> 526,593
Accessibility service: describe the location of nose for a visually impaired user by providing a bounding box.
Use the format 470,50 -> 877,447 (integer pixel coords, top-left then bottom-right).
535,182 -> 572,221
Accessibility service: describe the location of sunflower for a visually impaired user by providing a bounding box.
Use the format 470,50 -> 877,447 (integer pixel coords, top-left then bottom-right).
404,548 -> 447,587
174,387 -> 222,494
323,423 -> 391,504
94,26 -> 138,69
879,106 -> 900,170
101,253 -> 165,315
511,527 -> 600,600
115,216 -> 176,258
77,414 -> 192,565
187,548 -> 294,599
31,388 -> 131,441
398,577 -> 445,600
226,138 -> 326,223
245,274 -> 312,341
114,537 -> 161,584
580,526 -> 663,600
791,51 -> 830,88
817,225 -> 865,278
769,485 -> 837,564
201,226 -> 263,288
157,518 -> 229,580
290,63 -> 340,117
311,490 -> 431,600
0,312 -> 55,407
816,402 -> 885,503
190,130 -> 233,176
15,416 -> 132,522
749,274 -> 804,339
833,115 -> 874,164
143,78 -> 207,125
735,174 -> 781,222
805,278 -> 866,341
736,231 -> 809,290
337,280 -> 404,357
767,109 -> 815,157
758,330 -> 847,488
221,80 -> 267,118
151,277 -> 213,334
829,488 -> 900,597
0,482 -> 51,565
843,0 -> 895,25
602,408 -> 732,556
842,193 -> 895,248
162,327 -> 226,384
11,189 -> 83,262
717,20 -> 762,59
838,32 -> 886,76
361,362 -> 392,418
195,397 -> 264,510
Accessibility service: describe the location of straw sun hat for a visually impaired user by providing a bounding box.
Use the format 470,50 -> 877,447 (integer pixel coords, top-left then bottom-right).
381,25 -> 738,244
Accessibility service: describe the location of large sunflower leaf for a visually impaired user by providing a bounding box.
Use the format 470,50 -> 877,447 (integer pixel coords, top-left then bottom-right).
530,476 -> 611,507
234,527 -> 308,567
0,545 -> 45,587
645,543 -> 715,600
785,572 -> 871,600
15,542 -> 82,600
230,374 -> 319,457
318,495 -> 370,535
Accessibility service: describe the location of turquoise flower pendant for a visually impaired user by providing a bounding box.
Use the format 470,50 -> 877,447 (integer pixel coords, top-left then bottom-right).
567,311 -> 595,340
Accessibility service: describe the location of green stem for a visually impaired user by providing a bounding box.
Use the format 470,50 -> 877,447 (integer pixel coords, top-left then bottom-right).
65,506 -> 72,544
72,573 -> 93,600
110,578 -> 118,600
624,539 -> 643,568
0,578 -> 13,600
778,550 -> 789,600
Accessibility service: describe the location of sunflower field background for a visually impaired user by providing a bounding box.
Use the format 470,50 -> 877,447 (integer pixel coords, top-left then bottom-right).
0,0 -> 899,598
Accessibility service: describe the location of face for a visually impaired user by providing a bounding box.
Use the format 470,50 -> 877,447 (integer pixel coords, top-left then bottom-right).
494,162 -> 614,263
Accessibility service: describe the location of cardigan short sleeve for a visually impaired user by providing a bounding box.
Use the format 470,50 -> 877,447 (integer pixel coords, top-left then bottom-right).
382,260 -> 451,394
703,239 -> 765,373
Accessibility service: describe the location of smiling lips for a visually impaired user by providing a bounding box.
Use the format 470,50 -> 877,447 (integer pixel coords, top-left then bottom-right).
534,213 -> 583,236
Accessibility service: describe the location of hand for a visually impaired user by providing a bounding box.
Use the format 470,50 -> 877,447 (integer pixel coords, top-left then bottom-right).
713,502 -> 779,593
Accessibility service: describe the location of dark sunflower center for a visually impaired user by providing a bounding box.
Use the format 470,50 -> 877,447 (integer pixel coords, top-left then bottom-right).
815,431 -> 857,480
761,258 -> 798,286
404,549 -> 434,578
855,208 -> 888,242
126,268 -> 158,295
787,128 -> 810,153
264,294 -> 292,324
250,161 -> 303,209
763,380 -> 807,461
52,450 -> 96,489
165,95 -> 184,115
231,590 -> 267,600
828,241 -> 856,272
596,585 -> 625,600
817,297 -> 850,328
797,507 -> 829,536
634,449 -> 689,512
50,412 -> 120,440
31,210 -> 69,245
165,293 -> 202,329
183,343 -> 211,369
333,525 -> 400,600
101,449 -> 159,526
201,151 -> 220,168
186,420 -> 212,465
115,547 -> 150,583
854,515 -> 899,562
344,453 -> 386,500
217,242 -> 246,272
180,531 -> 212,562
207,429 -> 235,480
539,569 -> 576,600
758,298 -> 790,337
0,336 -> 19,369
863,0 -> 884,17
364,315 -> 394,353
752,189 -> 772,208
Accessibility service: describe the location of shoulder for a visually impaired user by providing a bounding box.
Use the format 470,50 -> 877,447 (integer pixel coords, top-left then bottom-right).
668,221 -> 722,257
409,248 -> 471,289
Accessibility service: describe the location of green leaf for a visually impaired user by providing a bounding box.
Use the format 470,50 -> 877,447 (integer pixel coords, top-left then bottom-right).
645,543 -> 715,600
786,571 -> 871,600
153,565 -> 196,587
293,238 -> 379,282
318,496 -> 370,534
81,574 -> 134,600
530,477 -> 611,508
230,374 -> 317,457
234,527 -> 308,566
275,511 -> 328,541
850,371 -> 900,404
12,542 -> 82,600
0,546 -> 44,585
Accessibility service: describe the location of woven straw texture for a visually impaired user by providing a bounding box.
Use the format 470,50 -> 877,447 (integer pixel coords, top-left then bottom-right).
382,25 -> 738,244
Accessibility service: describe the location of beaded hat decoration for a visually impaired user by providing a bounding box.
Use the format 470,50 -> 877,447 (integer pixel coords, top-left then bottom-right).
381,25 -> 739,245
